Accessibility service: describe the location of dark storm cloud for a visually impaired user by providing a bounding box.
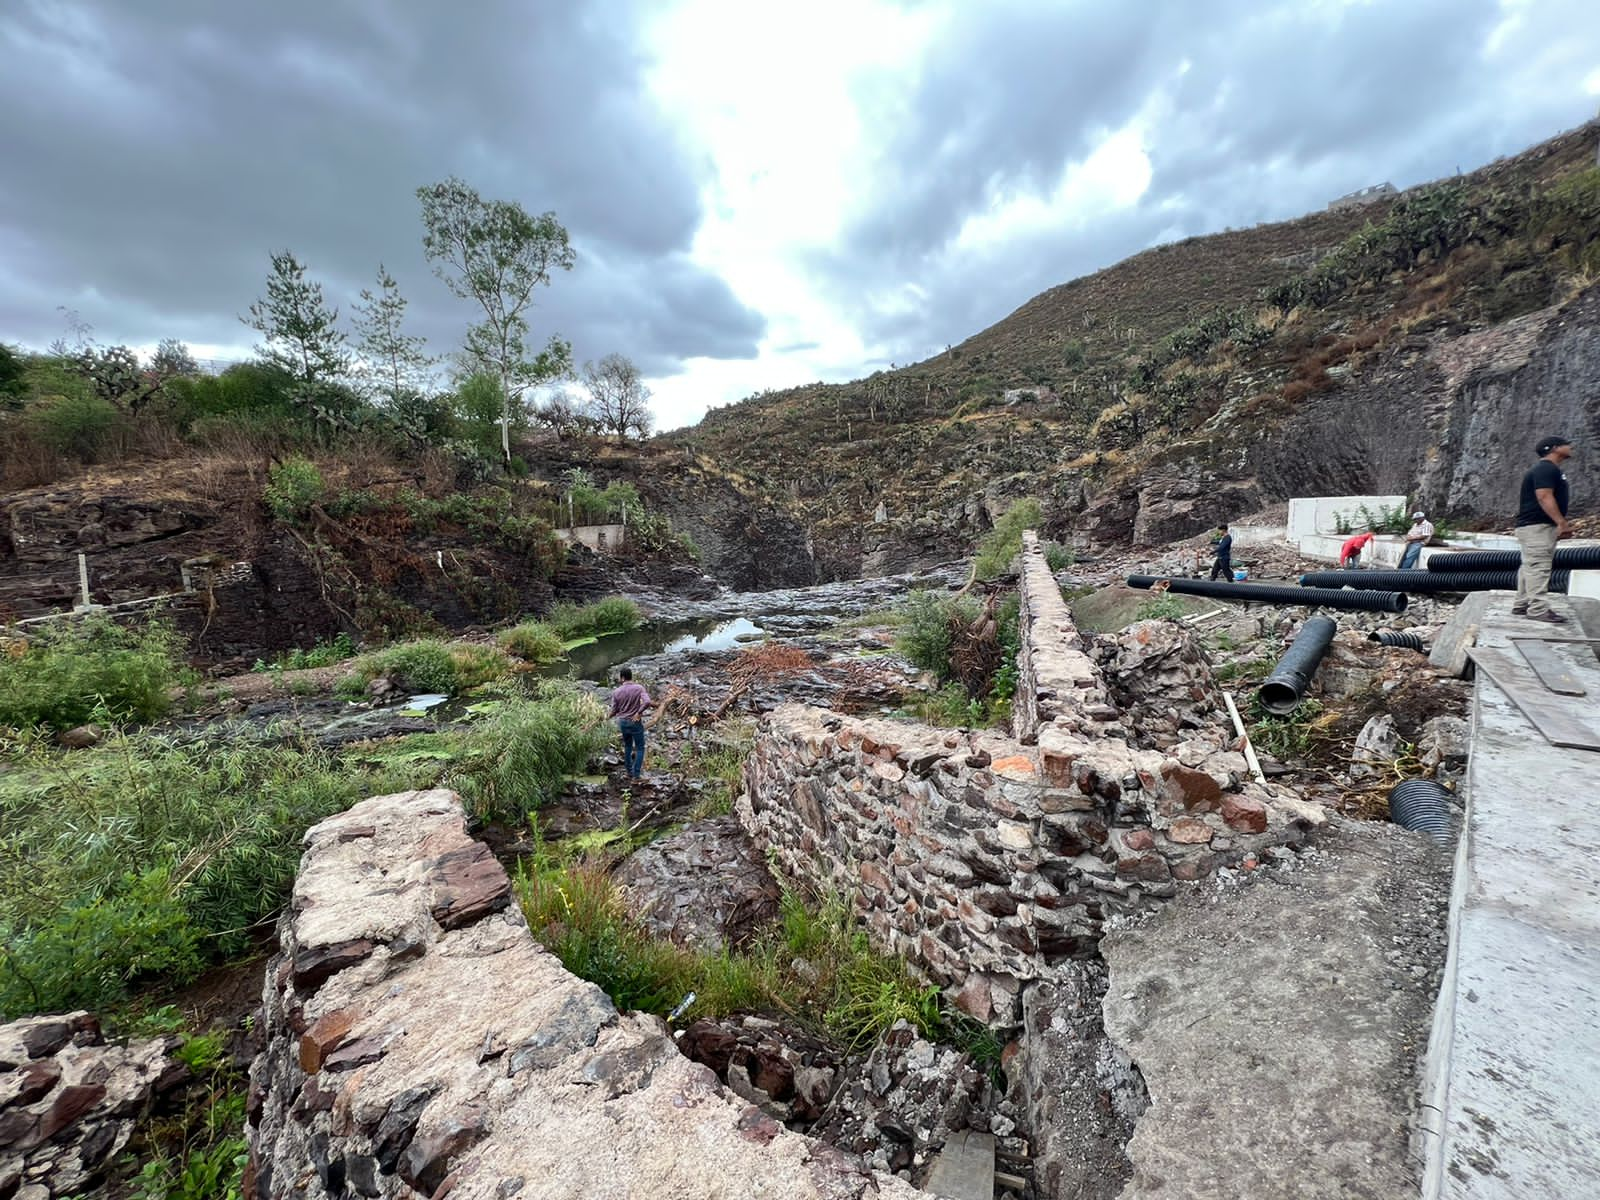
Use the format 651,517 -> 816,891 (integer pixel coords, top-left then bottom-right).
828,0 -> 1600,363
0,0 -> 763,367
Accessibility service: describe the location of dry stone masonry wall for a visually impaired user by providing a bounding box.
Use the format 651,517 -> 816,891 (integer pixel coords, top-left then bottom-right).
737,534 -> 1324,1022
248,789 -> 926,1200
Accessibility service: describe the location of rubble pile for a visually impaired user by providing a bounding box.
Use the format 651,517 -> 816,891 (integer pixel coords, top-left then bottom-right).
1090,619 -> 1226,749
677,1016 -> 845,1126
612,816 -> 782,951
0,1013 -> 186,1198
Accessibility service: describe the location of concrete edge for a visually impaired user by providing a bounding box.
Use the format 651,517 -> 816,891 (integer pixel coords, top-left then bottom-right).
1412,665 -> 1487,1198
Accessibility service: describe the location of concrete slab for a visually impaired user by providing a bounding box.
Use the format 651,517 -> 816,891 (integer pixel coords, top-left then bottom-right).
1103,820 -> 1450,1200
923,1129 -> 995,1200
1417,597 -> 1600,1198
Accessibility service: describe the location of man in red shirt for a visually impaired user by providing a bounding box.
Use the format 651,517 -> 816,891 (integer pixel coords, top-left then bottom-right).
608,667 -> 652,780
1340,531 -> 1375,568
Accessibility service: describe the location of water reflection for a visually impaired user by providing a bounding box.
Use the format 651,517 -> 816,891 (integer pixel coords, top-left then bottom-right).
549,617 -> 768,682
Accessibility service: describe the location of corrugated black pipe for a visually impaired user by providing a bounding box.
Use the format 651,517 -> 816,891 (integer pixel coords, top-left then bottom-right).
1388,779 -> 1455,845
1298,569 -> 1570,594
1427,546 -> 1600,573
1368,630 -> 1427,652
1125,576 -> 1408,613
1257,615 -> 1338,715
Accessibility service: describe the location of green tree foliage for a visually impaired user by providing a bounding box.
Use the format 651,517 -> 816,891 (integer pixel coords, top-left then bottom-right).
418,177 -> 575,460
352,263 -> 434,406
243,250 -> 351,391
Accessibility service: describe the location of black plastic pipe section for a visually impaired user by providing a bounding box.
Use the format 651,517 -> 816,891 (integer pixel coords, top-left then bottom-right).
1298,569 -> 1570,594
1258,615 -> 1338,715
1427,546 -> 1600,573
1125,575 -> 1408,613
1388,779 -> 1455,845
1368,630 -> 1427,652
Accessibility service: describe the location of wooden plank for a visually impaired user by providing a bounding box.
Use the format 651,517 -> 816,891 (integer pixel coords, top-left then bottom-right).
1512,638 -> 1587,696
1468,647 -> 1600,751
923,1128 -> 995,1200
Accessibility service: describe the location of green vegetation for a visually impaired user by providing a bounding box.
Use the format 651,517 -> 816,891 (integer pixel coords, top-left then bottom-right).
253,632 -> 356,673
896,590 -> 980,678
499,620 -> 565,663
125,1012 -> 249,1200
545,596 -> 642,643
1042,540 -> 1075,572
1248,696 -> 1328,760
973,497 -> 1043,580
0,617 -> 185,731
517,857 -> 956,1052
896,590 -> 1020,726
447,682 -> 612,821
1135,595 -> 1189,621
0,733 -> 425,1019
678,721 -> 756,819
262,456 -> 325,522
346,638 -> 510,695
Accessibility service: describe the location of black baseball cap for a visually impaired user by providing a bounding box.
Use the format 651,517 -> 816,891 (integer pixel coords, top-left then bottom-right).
1536,435 -> 1572,456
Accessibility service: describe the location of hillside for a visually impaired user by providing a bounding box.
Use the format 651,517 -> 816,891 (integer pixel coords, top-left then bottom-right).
676,120 -> 1600,576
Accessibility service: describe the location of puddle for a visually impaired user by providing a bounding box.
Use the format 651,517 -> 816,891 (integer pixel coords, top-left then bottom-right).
550,618 -> 769,682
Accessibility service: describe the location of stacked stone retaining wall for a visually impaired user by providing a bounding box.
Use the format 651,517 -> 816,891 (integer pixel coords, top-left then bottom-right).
248,789 -> 924,1200
737,532 -> 1324,1021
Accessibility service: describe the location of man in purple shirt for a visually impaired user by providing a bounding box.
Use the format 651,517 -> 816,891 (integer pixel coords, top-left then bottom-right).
608,667 -> 652,781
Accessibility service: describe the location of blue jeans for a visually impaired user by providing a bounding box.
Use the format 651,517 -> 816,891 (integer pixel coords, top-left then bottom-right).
619,719 -> 646,779
1399,542 -> 1423,570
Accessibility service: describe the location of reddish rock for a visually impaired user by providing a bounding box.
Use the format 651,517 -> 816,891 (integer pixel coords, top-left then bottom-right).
1171,854 -> 1217,881
11,1059 -> 61,1106
428,843 -> 511,930
1166,817 -> 1214,845
35,1082 -> 106,1145
991,754 -> 1037,781
952,976 -> 993,1022
857,861 -> 891,893
1160,763 -> 1223,813
1221,795 -> 1269,834
1121,829 -> 1156,852
292,939 -> 376,992
299,1010 -> 358,1073
1116,854 -> 1172,883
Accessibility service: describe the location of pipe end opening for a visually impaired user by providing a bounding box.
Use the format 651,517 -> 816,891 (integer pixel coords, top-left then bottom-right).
1257,682 -> 1300,715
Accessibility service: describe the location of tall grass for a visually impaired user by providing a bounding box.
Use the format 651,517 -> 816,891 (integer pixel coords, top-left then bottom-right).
448,682 -> 612,821
973,497 -> 1044,579
347,638 -> 510,694
499,621 -> 565,663
0,732 -> 423,1019
0,617 -> 186,731
545,596 -> 642,642
515,857 -> 945,1051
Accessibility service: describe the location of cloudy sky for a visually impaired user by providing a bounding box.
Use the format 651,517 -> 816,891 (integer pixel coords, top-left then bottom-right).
2,1 -> 1598,429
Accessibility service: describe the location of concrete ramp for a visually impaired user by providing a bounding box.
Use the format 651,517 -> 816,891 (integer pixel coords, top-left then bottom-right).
1418,597 -> 1600,1197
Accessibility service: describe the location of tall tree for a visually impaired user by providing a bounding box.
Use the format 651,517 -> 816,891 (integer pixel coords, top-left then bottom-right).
351,264 -> 433,406
150,338 -> 199,379
417,178 -> 574,461
581,353 -> 654,440
243,250 -> 350,387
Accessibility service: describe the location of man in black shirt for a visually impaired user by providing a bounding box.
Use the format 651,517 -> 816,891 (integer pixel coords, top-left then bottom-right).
1513,435 -> 1574,623
1209,524 -> 1234,581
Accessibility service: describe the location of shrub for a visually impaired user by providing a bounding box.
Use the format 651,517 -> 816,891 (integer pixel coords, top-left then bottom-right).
257,632 -> 356,672
895,590 -> 978,680
1135,595 -> 1187,621
349,639 -> 513,694
546,597 -> 642,642
1043,541 -> 1075,572
25,392 -> 123,459
973,498 -> 1044,579
500,621 -> 564,663
0,617 -> 183,730
449,683 -> 612,820
263,456 -> 324,521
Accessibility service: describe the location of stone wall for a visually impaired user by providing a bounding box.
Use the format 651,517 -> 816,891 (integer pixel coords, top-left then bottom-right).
248,788 -> 924,1200
736,533 -> 1324,1022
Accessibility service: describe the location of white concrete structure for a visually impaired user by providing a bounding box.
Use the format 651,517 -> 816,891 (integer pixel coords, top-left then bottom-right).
554,522 -> 627,553
1418,596 -> 1600,1197
1286,495 -> 1407,542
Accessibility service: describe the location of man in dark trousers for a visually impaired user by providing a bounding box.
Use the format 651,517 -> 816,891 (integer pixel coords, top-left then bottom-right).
608,667 -> 652,780
1514,435 -> 1575,623
1209,524 -> 1234,580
